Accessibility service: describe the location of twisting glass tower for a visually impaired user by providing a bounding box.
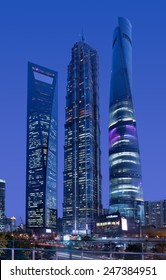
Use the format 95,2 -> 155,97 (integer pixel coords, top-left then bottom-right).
26,62 -> 58,233
63,39 -> 102,234
109,18 -> 144,230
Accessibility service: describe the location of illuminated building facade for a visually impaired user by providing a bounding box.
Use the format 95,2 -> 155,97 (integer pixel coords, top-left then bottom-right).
63,40 -> 102,234
26,62 -> 58,233
109,18 -> 144,231
144,200 -> 166,228
6,216 -> 17,232
96,212 -> 122,237
0,180 -> 6,232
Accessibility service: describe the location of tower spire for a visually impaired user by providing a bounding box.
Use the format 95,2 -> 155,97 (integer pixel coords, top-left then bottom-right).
81,28 -> 85,42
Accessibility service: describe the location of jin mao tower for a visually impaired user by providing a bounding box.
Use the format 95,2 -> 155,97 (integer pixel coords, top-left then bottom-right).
63,39 -> 102,234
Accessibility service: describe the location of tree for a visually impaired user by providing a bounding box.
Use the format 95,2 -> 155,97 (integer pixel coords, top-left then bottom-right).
0,233 -> 8,258
153,243 -> 166,260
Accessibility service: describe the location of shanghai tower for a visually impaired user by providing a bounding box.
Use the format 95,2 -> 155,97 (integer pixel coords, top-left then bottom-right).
109,18 -> 144,231
63,39 -> 102,234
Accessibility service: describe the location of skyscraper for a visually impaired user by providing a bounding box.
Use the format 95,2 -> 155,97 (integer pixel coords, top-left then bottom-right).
26,62 -> 58,233
109,18 -> 144,231
63,39 -> 102,234
0,180 -> 5,232
144,200 -> 166,228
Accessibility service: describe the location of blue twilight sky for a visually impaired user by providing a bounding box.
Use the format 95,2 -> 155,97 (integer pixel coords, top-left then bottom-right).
0,0 -> 166,223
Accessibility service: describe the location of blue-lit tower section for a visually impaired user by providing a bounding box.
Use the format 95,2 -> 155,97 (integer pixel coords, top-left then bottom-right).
63,41 -> 102,234
26,62 -> 58,233
109,18 -> 144,231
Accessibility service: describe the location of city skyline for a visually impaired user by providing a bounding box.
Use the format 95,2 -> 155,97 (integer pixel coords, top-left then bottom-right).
1,1 -> 166,223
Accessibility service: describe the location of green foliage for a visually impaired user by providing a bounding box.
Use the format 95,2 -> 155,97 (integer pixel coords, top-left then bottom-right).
0,233 -> 8,257
152,243 -> 166,260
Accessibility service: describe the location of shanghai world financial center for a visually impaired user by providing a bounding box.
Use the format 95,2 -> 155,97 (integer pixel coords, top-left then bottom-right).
26,18 -> 144,235
26,63 -> 58,233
